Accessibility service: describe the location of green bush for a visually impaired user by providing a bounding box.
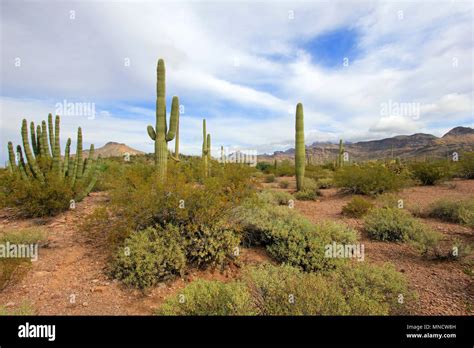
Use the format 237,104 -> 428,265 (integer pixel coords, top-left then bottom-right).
0,227 -> 46,290
409,161 -> 452,185
458,152 -> 474,179
159,263 -> 411,315
264,174 -> 275,183
158,279 -> 256,315
427,199 -> 474,228
334,163 -> 406,195
0,173 -> 73,217
235,201 -> 357,271
342,196 -> 374,218
257,190 -> 293,206
278,179 -> 290,189
316,177 -> 333,189
364,207 -> 441,255
294,178 -> 319,201
111,225 -> 186,289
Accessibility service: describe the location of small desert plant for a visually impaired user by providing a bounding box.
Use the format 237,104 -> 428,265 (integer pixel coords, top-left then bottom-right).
342,196 -> 374,218
457,152 -> 474,179
0,227 -> 46,290
278,179 -> 290,189
264,174 -> 276,183
427,199 -> 474,227
158,280 -> 256,315
334,163 -> 406,195
409,161 -> 452,185
294,177 -> 319,200
0,301 -> 34,315
257,190 -> 293,206
111,225 -> 186,289
235,201 -> 356,271
364,207 -> 441,255
316,177 -> 333,189
160,262 -> 412,315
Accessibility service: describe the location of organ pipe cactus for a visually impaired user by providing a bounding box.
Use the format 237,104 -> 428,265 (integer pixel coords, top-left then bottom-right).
147,59 -> 180,181
7,116 -> 98,201
202,119 -> 211,177
295,103 -> 305,191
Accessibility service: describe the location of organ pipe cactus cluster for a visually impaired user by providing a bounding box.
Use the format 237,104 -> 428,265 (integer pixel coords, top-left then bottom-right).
337,139 -> 344,167
7,114 -> 98,201
295,103 -> 305,191
202,119 -> 211,177
147,59 -> 180,181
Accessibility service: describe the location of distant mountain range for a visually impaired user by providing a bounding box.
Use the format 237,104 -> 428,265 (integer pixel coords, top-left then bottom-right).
258,126 -> 474,163
80,127 -> 474,163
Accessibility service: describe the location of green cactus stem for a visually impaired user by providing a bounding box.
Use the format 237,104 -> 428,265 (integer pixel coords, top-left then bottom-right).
295,103 -> 305,191
338,139 -> 344,168
202,119 -> 211,177
147,59 -> 180,180
21,119 -> 44,182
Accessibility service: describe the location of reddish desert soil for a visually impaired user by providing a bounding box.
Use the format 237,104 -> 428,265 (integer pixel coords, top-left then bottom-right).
0,180 -> 472,315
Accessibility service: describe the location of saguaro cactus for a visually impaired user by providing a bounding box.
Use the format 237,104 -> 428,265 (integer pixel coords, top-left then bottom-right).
202,119 -> 211,177
295,103 -> 305,191
8,116 -> 98,202
147,59 -> 180,180
338,139 -> 344,168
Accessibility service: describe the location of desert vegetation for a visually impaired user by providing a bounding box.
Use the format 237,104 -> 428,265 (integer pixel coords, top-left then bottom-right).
0,58 -> 472,316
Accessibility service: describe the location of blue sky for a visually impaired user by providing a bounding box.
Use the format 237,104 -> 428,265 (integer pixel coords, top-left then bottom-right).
1,0 -> 473,165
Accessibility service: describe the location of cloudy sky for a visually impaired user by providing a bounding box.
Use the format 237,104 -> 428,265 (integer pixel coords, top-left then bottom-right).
1,0 -> 473,164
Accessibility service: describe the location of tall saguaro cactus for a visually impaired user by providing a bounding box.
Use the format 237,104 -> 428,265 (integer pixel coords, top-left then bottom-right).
8,116 -> 97,202
338,139 -> 344,168
202,119 -> 211,177
295,103 -> 305,191
147,59 -> 180,180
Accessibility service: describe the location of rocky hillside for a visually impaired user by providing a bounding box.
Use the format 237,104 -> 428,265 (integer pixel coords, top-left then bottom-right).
83,142 -> 144,158
259,127 -> 474,163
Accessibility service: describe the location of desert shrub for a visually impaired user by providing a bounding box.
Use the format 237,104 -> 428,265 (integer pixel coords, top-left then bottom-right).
364,207 -> 441,255
316,177 -> 333,189
334,163 -> 406,195
235,201 -> 357,271
256,162 -> 273,174
278,179 -> 290,189
342,197 -> 374,218
274,160 -> 294,177
457,152 -> 474,179
409,161 -> 452,185
111,225 -> 186,289
0,301 -> 34,315
158,262 -> 410,316
264,174 -> 275,183
257,190 -> 293,206
181,221 -> 241,268
427,199 -> 474,228
158,280 -> 256,315
333,262 -> 412,315
244,264 -> 349,315
0,173 -> 73,217
0,227 -> 46,290
305,167 -> 334,181
294,178 -> 319,201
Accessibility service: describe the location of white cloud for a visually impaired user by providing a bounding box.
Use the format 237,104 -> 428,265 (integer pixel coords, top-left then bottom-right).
0,0 -> 472,166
